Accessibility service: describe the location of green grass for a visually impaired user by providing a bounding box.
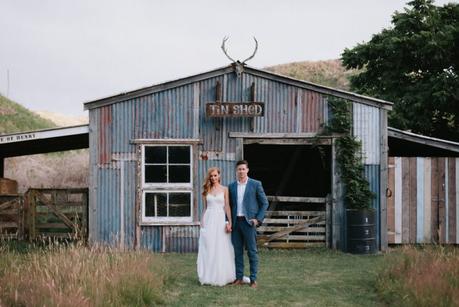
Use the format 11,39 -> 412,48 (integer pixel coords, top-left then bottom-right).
163,248 -> 385,306
0,95 -> 56,134
0,242 -> 387,306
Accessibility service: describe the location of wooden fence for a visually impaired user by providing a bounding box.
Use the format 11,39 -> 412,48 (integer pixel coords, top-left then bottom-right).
387,157 -> 459,244
0,195 -> 23,239
257,195 -> 330,248
0,188 -> 88,241
27,189 -> 88,240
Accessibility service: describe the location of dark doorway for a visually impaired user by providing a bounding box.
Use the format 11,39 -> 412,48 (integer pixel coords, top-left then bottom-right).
244,144 -> 331,198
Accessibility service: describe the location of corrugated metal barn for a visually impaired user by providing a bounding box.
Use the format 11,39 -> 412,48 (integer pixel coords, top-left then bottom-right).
83,63 -> 392,252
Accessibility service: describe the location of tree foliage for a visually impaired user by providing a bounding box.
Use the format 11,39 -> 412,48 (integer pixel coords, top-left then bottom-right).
342,0 -> 459,141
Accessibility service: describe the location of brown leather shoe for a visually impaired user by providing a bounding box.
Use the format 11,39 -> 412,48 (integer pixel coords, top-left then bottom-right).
231,279 -> 243,285
250,281 -> 257,289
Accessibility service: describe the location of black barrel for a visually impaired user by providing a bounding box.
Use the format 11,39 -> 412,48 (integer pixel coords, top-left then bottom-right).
346,209 -> 376,254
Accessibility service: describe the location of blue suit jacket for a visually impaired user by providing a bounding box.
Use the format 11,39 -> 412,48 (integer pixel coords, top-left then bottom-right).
229,178 -> 269,228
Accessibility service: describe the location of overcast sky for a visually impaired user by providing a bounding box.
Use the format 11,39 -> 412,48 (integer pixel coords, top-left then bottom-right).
0,0 -> 456,116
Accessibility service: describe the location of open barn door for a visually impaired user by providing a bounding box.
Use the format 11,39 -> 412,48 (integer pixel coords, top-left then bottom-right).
244,143 -> 332,248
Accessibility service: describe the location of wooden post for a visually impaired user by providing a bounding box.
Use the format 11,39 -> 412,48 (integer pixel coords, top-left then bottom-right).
216,81 -> 222,103
134,145 -> 142,250
379,110 -> 388,251
0,157 -> 4,178
326,194 -> 332,248
250,82 -> 256,132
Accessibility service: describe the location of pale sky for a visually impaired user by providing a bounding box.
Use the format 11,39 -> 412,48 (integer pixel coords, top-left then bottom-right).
0,0 -> 456,116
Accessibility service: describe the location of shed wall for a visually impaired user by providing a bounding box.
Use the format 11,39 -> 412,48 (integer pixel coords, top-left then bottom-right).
88,69 -> 385,252
387,157 -> 459,244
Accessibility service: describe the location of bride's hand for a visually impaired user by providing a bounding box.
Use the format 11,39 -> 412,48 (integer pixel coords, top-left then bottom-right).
225,224 -> 232,233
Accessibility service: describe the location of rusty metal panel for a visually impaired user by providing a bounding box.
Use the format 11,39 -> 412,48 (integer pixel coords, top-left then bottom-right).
112,100 -> 136,154
97,106 -> 112,164
353,103 -> 381,165
200,76 -> 225,152
302,90 -> 325,133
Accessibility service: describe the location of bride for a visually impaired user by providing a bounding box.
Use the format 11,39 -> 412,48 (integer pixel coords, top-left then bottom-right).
197,167 -> 236,286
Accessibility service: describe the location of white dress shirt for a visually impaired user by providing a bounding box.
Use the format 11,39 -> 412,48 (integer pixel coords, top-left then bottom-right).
237,177 -> 248,216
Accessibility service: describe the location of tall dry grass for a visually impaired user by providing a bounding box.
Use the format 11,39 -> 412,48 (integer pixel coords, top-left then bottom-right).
377,245 -> 459,307
0,241 -> 171,306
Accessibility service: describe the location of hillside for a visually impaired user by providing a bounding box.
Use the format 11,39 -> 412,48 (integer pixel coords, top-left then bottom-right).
0,95 -> 56,134
35,111 -> 88,126
265,59 -> 357,91
1,95 -> 88,193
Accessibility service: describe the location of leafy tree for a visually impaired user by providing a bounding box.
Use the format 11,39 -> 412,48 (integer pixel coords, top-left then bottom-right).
342,0 -> 459,141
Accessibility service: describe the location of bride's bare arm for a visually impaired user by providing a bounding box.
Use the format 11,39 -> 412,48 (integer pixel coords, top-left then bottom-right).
224,188 -> 232,227
201,196 -> 207,227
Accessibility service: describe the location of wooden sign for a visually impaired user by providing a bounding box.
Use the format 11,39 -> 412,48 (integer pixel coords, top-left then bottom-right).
206,102 -> 264,117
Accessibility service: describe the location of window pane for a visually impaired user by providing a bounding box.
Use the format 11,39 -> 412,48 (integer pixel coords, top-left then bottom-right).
169,146 -> 190,163
169,193 -> 191,217
169,165 -> 190,183
145,146 -> 166,163
145,193 -> 167,217
145,165 -> 167,183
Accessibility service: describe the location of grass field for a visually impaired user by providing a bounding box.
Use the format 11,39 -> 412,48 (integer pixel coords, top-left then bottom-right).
3,242 -> 457,306
163,248 -> 385,306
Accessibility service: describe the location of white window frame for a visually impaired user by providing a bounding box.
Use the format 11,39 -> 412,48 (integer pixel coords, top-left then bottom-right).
141,144 -> 193,224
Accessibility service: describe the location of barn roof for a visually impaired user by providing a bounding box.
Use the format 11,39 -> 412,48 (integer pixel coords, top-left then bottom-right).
0,124 -> 89,158
83,64 -> 393,111
388,127 -> 459,157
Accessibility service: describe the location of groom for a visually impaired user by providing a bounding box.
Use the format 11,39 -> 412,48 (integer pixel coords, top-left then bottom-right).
228,160 -> 269,288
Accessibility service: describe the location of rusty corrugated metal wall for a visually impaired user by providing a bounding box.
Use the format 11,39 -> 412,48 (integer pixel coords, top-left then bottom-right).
88,67 -> 385,252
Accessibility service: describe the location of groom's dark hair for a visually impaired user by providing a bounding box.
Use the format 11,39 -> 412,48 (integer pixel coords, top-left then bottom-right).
236,160 -> 249,168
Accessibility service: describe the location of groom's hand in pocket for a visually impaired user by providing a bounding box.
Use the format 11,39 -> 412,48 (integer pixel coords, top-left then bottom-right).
250,219 -> 259,227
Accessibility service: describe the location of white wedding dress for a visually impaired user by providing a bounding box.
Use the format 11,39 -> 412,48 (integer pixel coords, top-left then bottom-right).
197,192 -> 236,286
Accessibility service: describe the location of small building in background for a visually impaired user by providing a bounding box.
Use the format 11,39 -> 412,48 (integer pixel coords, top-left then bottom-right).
387,127 -> 459,244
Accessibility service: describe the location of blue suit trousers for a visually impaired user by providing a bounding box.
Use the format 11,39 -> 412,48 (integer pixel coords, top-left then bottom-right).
231,218 -> 258,282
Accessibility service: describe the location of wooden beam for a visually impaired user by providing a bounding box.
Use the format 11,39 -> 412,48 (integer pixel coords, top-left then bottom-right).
261,242 -> 325,249
243,138 -> 332,145
380,110 -> 388,250
259,216 -> 323,244
266,196 -> 326,203
265,210 -> 326,216
229,132 -> 320,139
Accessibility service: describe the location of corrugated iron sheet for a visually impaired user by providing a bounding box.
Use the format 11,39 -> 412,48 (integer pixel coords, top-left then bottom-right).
89,68 -> 384,252
353,103 -> 380,165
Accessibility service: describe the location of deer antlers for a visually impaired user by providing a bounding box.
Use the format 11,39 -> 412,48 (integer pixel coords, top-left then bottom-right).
221,36 -> 258,64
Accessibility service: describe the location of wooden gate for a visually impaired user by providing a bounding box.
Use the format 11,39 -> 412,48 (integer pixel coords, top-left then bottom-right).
26,188 -> 88,240
257,195 -> 331,248
0,195 -> 23,239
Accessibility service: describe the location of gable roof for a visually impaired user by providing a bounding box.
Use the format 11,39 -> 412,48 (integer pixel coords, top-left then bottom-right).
83,63 -> 393,111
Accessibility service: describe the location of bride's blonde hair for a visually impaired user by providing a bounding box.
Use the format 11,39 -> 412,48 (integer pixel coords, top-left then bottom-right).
202,167 -> 221,197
